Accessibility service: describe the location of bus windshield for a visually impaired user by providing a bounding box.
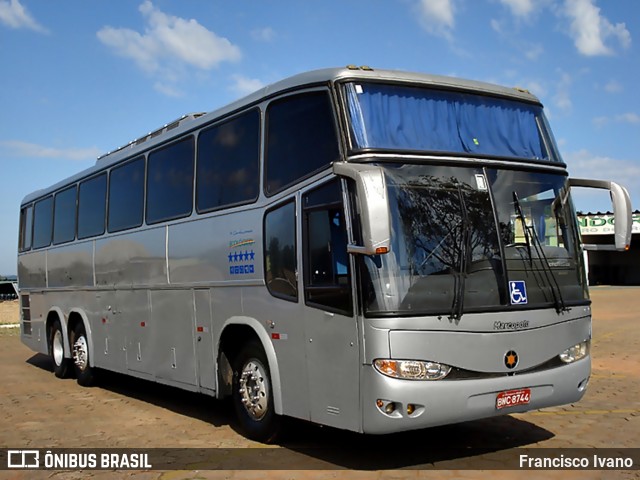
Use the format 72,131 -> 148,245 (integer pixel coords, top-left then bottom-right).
344,82 -> 561,163
359,164 -> 588,317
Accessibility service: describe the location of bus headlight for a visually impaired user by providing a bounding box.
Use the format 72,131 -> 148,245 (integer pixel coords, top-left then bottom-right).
374,359 -> 452,380
559,340 -> 590,364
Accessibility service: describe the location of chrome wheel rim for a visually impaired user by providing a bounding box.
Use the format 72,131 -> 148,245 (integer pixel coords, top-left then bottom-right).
52,330 -> 64,366
73,335 -> 89,371
238,359 -> 269,420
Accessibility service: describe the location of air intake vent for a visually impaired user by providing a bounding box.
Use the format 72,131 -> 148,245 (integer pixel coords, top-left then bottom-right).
165,120 -> 181,131
326,406 -> 340,416
97,112 -> 207,162
21,294 -> 32,335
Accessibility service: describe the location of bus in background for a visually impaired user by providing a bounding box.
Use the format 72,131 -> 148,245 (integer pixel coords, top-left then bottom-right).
17,66 -> 632,442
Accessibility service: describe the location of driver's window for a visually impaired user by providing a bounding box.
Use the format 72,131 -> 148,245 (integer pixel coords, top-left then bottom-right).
303,180 -> 353,315
514,188 -> 567,250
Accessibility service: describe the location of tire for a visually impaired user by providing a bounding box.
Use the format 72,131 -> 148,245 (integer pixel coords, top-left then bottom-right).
49,319 -> 71,378
70,322 -> 95,387
232,341 -> 281,443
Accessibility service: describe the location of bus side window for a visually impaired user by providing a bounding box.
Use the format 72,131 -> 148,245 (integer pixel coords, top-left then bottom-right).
108,157 -> 145,233
32,196 -> 53,249
264,200 -> 298,301
78,173 -> 107,240
197,108 -> 260,213
303,180 -> 353,315
53,184 -> 77,245
147,136 -> 195,224
19,204 -> 33,251
265,91 -> 339,196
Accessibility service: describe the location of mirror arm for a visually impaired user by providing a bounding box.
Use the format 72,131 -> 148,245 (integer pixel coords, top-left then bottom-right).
569,178 -> 632,251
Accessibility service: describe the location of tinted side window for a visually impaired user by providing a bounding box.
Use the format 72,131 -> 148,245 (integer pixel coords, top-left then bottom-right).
147,136 -> 195,224
19,205 -> 33,251
108,157 -> 145,233
265,91 -> 339,196
78,173 -> 107,239
264,200 -> 297,301
197,109 -> 260,212
33,196 -> 53,249
53,185 -> 77,245
303,180 -> 352,314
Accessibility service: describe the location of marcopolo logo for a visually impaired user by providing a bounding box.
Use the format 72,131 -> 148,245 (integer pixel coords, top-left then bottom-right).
504,350 -> 519,369
493,320 -> 530,331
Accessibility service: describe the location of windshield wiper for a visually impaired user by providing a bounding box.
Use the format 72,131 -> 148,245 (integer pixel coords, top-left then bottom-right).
450,186 -> 470,321
512,192 -> 569,314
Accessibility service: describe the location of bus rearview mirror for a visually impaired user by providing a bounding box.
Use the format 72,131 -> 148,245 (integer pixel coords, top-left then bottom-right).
569,178 -> 633,251
333,163 -> 391,255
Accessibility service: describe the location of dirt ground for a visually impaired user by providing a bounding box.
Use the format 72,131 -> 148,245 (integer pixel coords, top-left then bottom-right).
0,300 -> 18,324
0,288 -> 638,479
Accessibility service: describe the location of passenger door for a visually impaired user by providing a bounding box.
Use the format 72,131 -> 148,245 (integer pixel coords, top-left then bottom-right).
301,180 -> 360,431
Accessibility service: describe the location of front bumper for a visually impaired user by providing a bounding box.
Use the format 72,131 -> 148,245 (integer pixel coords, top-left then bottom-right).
361,356 -> 590,434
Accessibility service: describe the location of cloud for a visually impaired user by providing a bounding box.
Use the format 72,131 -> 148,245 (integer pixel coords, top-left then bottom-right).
490,1 -> 546,61
153,82 -> 184,98
0,0 -> 47,33
553,70 -> 573,112
490,18 -> 503,34
415,0 -> 456,40
562,0 -> 631,56
593,112 -> 640,128
251,27 -> 276,42
521,80 -> 547,98
603,79 -> 622,93
230,74 -> 265,97
97,1 -> 241,74
616,113 -> 640,124
0,140 -> 101,161
497,0 -> 536,18
524,42 -> 544,60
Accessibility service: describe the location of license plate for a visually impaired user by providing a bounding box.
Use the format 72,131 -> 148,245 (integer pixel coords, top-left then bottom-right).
496,388 -> 531,409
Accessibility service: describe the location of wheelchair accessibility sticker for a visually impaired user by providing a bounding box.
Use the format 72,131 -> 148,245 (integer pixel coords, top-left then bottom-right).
509,281 -> 528,305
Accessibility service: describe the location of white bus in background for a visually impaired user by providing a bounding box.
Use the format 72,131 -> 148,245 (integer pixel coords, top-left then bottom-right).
17,66 -> 632,442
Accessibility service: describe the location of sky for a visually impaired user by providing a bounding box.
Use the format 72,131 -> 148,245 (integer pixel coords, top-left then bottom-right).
0,0 -> 638,275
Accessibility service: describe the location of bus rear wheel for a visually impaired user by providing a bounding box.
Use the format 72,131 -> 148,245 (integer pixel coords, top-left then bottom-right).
49,319 -> 71,378
71,322 -> 95,387
232,341 -> 281,443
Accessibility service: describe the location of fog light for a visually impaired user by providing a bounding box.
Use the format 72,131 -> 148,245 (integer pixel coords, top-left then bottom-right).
578,377 -> 589,392
384,402 -> 396,414
407,404 -> 415,415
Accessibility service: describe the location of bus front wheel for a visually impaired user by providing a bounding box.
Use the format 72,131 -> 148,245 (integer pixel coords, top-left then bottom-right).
232,341 -> 281,443
71,322 -> 95,387
49,319 -> 71,378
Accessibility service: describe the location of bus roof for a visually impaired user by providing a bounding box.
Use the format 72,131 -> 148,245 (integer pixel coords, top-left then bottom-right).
21,66 -> 542,206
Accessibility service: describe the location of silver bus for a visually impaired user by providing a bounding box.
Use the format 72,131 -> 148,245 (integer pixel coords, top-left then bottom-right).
17,66 -> 632,442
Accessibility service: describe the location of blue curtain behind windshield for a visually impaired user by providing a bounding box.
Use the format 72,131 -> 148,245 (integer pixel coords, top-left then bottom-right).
346,83 -> 548,160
